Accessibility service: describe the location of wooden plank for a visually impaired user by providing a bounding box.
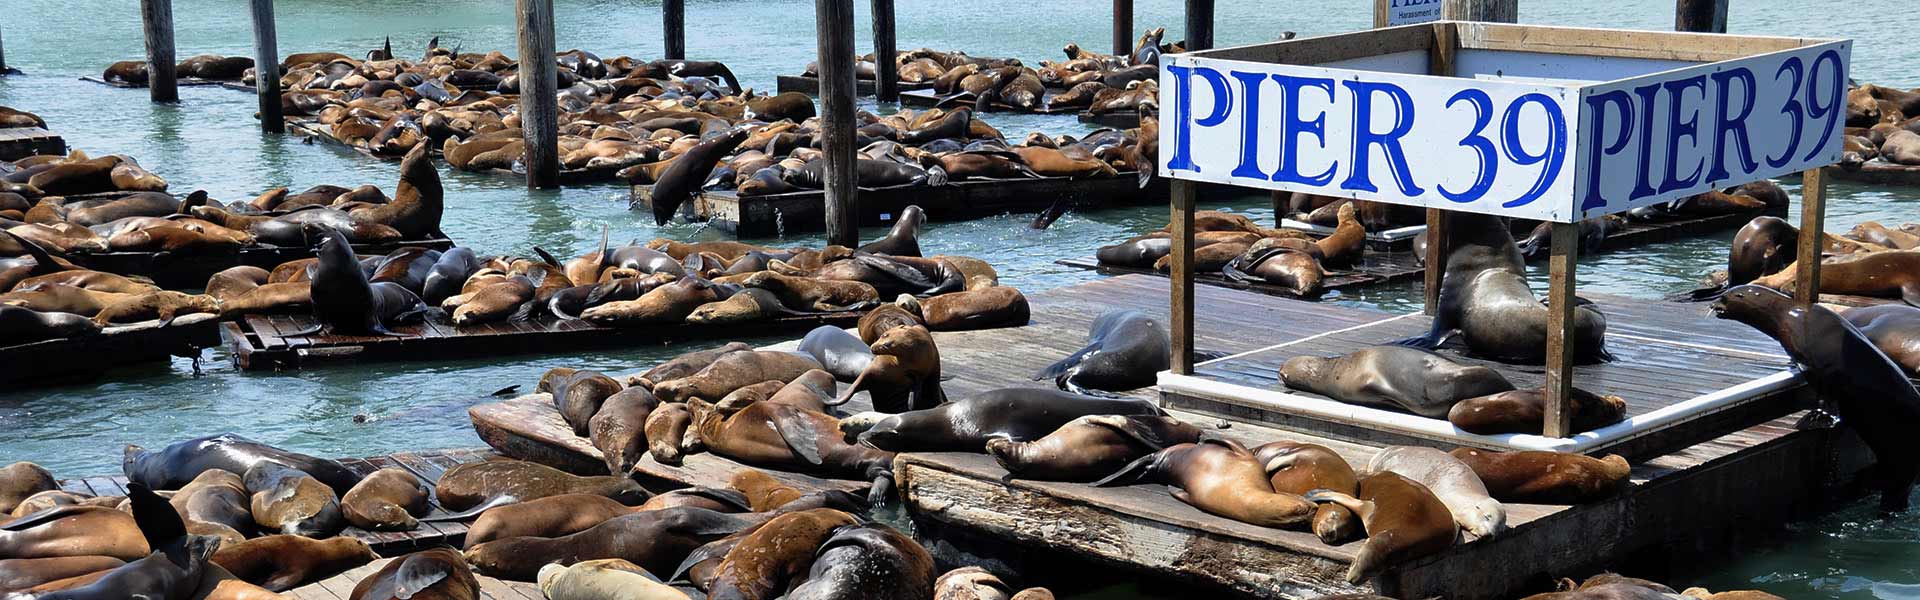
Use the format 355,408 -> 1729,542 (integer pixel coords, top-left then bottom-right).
636,174 -> 1168,237
1200,21 -> 1433,65
1170,179 -> 1196,375
1456,21 -> 1822,62
1795,167 -> 1826,309
0,313 -> 221,387
1543,221 -> 1579,438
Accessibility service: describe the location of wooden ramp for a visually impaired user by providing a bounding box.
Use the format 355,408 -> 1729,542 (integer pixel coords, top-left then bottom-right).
633,175 -> 1165,237
863,275 -> 1868,599
224,309 -> 864,371
60,449 -> 496,554
68,237 -> 453,289
287,557 -> 541,600
0,314 -> 221,386
0,126 -> 65,161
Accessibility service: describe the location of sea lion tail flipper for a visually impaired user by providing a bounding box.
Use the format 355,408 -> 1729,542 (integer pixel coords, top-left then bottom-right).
532,246 -> 564,268
1090,449 -> 1164,487
668,541 -> 731,585
392,552 -> 453,599
490,385 -> 521,397
1665,282 -> 1728,302
0,505 -> 97,531
1033,346 -> 1094,382
1029,198 -> 1069,230
1902,283 -> 1920,308
1302,489 -> 1370,514
1093,415 -> 1187,451
866,472 -> 895,508
596,224 -> 611,266
1,229 -> 63,275
926,166 -> 949,186
508,299 -> 539,322
126,482 -> 189,554
770,408 -> 826,466
419,495 -> 518,522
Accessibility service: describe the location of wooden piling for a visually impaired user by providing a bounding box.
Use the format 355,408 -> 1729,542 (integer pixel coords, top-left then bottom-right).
0,27 -> 10,74
1542,221 -> 1580,438
249,0 -> 283,134
1184,0 -> 1214,51
1675,0 -> 1729,33
816,0 -> 859,246
140,0 -> 178,103
1422,209 -> 1449,315
1442,0 -> 1518,22
663,0 -> 685,60
516,0 -> 560,188
1794,168 -> 1826,309
872,0 -> 899,102
1112,0 -> 1134,57
1170,180 -> 1197,375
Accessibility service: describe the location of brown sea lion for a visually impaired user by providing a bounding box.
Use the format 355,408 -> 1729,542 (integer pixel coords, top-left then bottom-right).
1280,346 -> 1515,418
1752,250 -> 1920,305
348,548 -> 477,600
846,388 -> 1166,452
653,350 -> 823,404
689,399 -> 897,502
339,468 -> 429,531
187,563 -> 290,600
1449,448 -> 1631,504
432,460 -> 648,516
581,275 -> 723,325
589,387 -> 661,476
0,556 -> 125,593
462,489 -> 746,549
727,470 -> 803,512
1306,471 -> 1458,583
545,369 -> 624,437
857,298 -> 924,344
1367,446 -> 1506,538
1315,203 -> 1366,268
0,463 -> 56,515
920,286 -> 1029,331
740,271 -> 878,312
348,143 -> 442,239
1681,588 -> 1786,600
244,464 -> 346,538
9,491 -> 123,518
1251,442 -> 1362,545
168,469 -> 254,539
988,415 -> 1202,482
1093,438 -> 1315,528
1845,303 -> 1920,375
1446,387 -> 1630,435
211,535 -> 376,592
646,403 -> 695,466
0,506 -> 149,561
712,380 -> 786,414
635,342 -> 752,389
685,288 -> 800,325
705,508 -> 860,600
461,507 -> 750,582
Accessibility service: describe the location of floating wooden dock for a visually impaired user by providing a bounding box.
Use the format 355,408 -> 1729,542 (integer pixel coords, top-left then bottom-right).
0,126 -> 65,161
77,75 -> 231,89
1826,160 -> 1920,186
774,74 -> 936,96
0,314 -> 220,386
223,308 -> 865,371
59,448 -> 495,554
632,175 -> 1164,236
288,556 -> 543,600
899,89 -> 1087,115
1077,108 -> 1145,129
803,274 -> 1875,599
1055,250 -> 1424,300
288,118 -> 625,185
69,237 -> 455,289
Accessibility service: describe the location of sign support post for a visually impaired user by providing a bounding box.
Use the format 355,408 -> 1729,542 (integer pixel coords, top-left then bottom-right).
1795,168 -> 1826,310
1170,179 -> 1198,376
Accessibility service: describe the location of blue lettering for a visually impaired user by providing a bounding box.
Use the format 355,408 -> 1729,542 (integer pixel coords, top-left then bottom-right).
1706,68 -> 1758,182
1629,83 -> 1661,200
1229,71 -> 1269,179
1439,89 -> 1497,203
1803,50 -> 1845,162
1658,75 -> 1707,195
1766,57 -> 1805,169
1163,65 -> 1233,173
1581,90 -> 1635,211
1270,74 -> 1337,186
1501,93 -> 1569,208
1339,80 -> 1424,196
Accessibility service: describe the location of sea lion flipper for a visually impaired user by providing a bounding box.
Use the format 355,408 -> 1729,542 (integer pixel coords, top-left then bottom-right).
419,495 -> 517,522
126,482 -> 188,556
668,541 -> 730,584
1034,345 -> 1096,382
392,552 -> 453,598
532,246 -> 563,268
682,487 -> 753,512
0,504 -> 96,531
771,408 -> 826,466
1902,283 -> 1920,308
490,385 -> 521,397
1091,415 -> 1187,451
1302,489 -> 1372,518
1090,449 -> 1163,487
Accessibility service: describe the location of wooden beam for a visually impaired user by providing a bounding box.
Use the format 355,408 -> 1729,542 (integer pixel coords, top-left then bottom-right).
1184,0 -> 1214,52
1269,191 -> 1287,228
1429,21 -> 1459,76
141,0 -> 178,103
1455,22 -> 1811,63
0,26 -> 10,74
1372,0 -> 1388,28
1422,208 -> 1449,315
816,0 -> 860,247
516,0 -> 560,188
1113,0 -> 1134,57
662,0 -> 685,60
1542,222 -> 1579,439
1794,168 -> 1826,309
1675,0 -> 1729,33
249,0 -> 283,134
1199,25 -> 1431,65
1442,0 -> 1517,22
1170,180 -> 1197,375
872,0 -> 898,102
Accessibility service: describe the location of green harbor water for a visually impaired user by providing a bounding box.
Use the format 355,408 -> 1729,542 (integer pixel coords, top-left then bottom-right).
1,1 -> 1917,596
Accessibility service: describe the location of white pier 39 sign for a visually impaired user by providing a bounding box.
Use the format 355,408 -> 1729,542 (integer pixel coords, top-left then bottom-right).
1159,41 -> 1851,222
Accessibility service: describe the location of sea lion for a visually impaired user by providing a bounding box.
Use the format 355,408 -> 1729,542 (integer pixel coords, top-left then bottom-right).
1713,285 -> 1920,510
461,507 -> 749,581
8,491 -> 123,519
348,548 -> 477,600
934,566 -> 1048,600
726,470 -> 803,512
581,275 -> 723,325
340,468 -> 429,531
689,398 -> 897,503
1094,438 -> 1315,528
0,463 -> 56,515
1681,588 -> 1785,600
834,324 -> 943,412
432,460 -> 649,516
653,350 -> 823,404
211,535 -> 376,592
0,305 -> 99,345
704,508 -> 860,600
123,434 -> 360,496
589,387 -> 661,477
1750,250 -> 1920,305
685,288 -> 801,325
635,342 -> 752,390
1448,448 -> 1632,504
300,226 -> 413,336
784,522 -> 933,600
846,387 -> 1166,452
167,469 -> 254,539
536,559 -> 691,600
645,403 -> 695,466
1446,387 -> 1629,435
463,493 -> 667,549
857,298 -> 924,344
0,556 -> 126,593
1845,304 -> 1920,375
0,504 -> 150,561
740,271 -> 879,312
1035,310 -> 1168,394
797,326 -> 875,383
920,286 -> 1029,331
1367,446 -> 1505,537
1222,247 -> 1326,296
1399,213 -> 1611,363
244,463 -> 346,538
643,128 -> 751,225
988,415 -> 1202,482
1248,442 -> 1363,544
857,206 -> 926,257
350,143 -> 443,240
545,369 -> 625,437
1307,471 -> 1458,584
1280,346 -> 1515,418
31,482 -> 220,600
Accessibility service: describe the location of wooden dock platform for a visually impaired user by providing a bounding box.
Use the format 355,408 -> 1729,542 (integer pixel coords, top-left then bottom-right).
632,175 -> 1164,236
69,237 -> 455,289
1055,250 -> 1425,300
77,75 -> 230,89
0,126 -> 65,162
1078,109 -> 1145,129
0,313 -> 221,386
223,308 -> 865,371
899,88 -> 1088,115
59,448 -> 495,555
287,556 -> 542,600
286,118 -> 621,185
1827,160 -> 1920,186
774,74 -> 935,96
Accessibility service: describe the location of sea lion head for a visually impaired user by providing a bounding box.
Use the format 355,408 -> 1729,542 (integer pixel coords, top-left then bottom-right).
1459,497 -> 1507,538
1709,284 -> 1793,328
1277,355 -> 1331,388
839,411 -> 891,442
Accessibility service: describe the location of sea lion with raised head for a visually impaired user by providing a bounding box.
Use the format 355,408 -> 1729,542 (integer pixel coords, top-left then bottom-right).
857,205 -> 926,257
641,128 -> 751,225
1398,212 -> 1611,363
833,324 -> 943,412
211,535 -> 376,592
340,468 -> 429,532
1280,346 -> 1515,418
988,415 -> 1202,482
32,483 -> 221,600
1306,471 -> 1458,584
1448,448 -> 1632,504
1367,446 -> 1506,538
1094,438 -> 1316,528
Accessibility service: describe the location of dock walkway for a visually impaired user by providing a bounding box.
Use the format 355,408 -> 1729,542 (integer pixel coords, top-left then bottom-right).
0,126 -> 64,161
287,557 -> 541,600
632,175 -> 1164,236
0,314 -> 221,386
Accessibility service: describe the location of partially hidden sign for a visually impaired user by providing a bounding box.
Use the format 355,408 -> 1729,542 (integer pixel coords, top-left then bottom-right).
1382,0 -> 1444,27
1160,40 -> 1851,222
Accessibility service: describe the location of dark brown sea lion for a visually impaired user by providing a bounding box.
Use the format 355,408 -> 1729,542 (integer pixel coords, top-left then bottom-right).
461,507 -> 750,581
1034,310 -> 1166,394
857,299 -> 924,344
1446,387 -> 1630,435
1846,304 -> 1920,375
589,387 -> 661,476
0,463 -> 55,515
637,342 -> 753,390
643,128 -> 751,225
123,434 -> 360,496
1713,285 -> 1920,510
834,324 -> 943,412
857,206 -> 926,257
653,350 -> 823,403
845,387 -> 1166,452
542,369 -> 624,437
784,522 -> 933,600
0,305 -> 99,344
432,460 -> 648,517
705,508 -> 860,600
988,415 -> 1201,482
211,535 -> 376,591
104,60 -> 150,84
168,469 -> 254,539
1399,212 -> 1611,363
1280,346 -> 1515,418
340,468 -> 429,531
348,548 -> 477,600
1251,442 -> 1362,544
645,403 -> 695,466
1449,448 -> 1632,504
921,286 -> 1029,331
0,556 -> 125,593
1094,438 -> 1315,528
1307,471 -> 1458,583
244,463 -> 346,538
